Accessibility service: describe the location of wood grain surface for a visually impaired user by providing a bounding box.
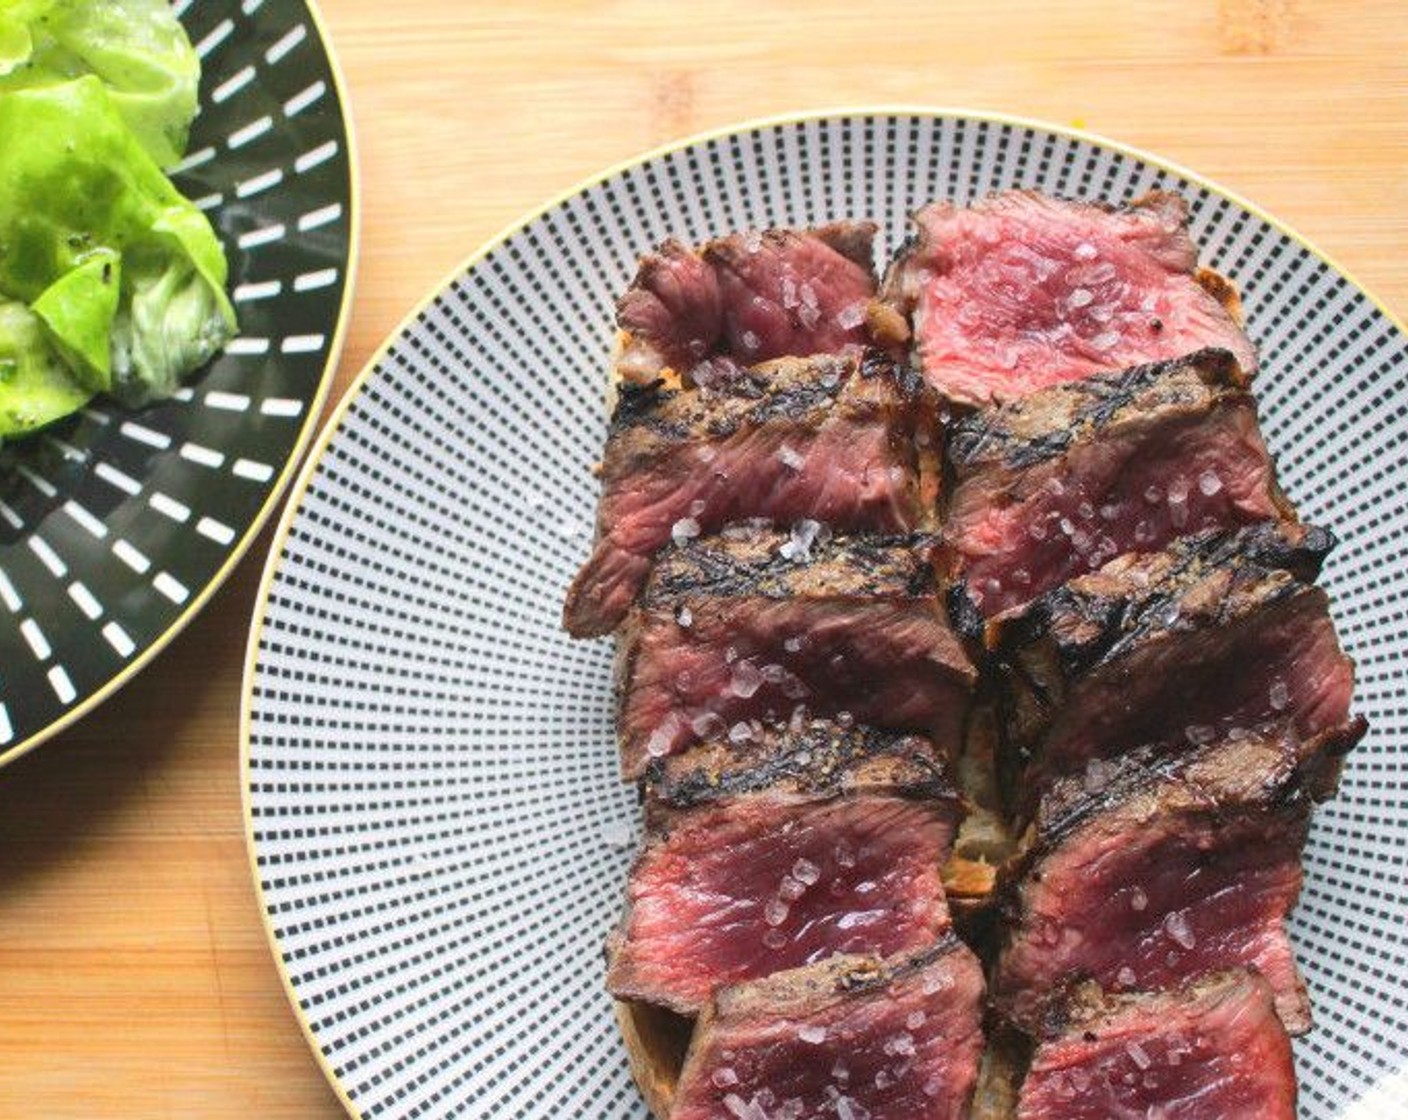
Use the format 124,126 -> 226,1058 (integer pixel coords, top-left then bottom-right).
0,1 -> 1403,1116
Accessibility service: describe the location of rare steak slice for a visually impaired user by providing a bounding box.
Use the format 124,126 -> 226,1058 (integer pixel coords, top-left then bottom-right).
1015,971 -> 1297,1119
617,222 -> 878,382
564,351 -> 926,638
607,721 -> 962,1015
994,522 -> 1359,807
946,349 -> 1293,621
992,725 -> 1361,1035
883,191 -> 1256,406
671,939 -> 986,1120
616,529 -> 977,778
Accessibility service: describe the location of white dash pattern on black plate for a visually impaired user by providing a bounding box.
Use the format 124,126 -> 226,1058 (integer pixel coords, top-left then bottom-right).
0,0 -> 355,762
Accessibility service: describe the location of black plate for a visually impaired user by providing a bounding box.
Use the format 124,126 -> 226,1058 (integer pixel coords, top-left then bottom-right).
0,0 -> 355,762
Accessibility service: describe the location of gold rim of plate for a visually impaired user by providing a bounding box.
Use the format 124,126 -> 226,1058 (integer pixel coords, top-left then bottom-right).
237,104 -> 1407,1120
0,0 -> 362,772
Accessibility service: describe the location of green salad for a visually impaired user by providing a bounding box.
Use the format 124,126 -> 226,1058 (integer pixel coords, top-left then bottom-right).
0,0 -> 235,441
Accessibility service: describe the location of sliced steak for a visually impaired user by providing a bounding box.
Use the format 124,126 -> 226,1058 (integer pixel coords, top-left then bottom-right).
607,722 -> 963,1015
884,191 -> 1256,406
994,522 -> 1359,807
992,724 -> 1361,1035
671,939 -> 986,1120
1015,971 -> 1297,1119
564,351 -> 927,638
642,716 -> 958,811
616,529 -> 977,778
946,349 -> 1293,619
617,222 -> 878,381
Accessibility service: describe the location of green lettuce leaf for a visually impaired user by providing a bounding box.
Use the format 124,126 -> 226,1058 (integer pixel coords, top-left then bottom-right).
0,0 -> 199,169
0,76 -> 235,408
0,299 -> 90,440
31,247 -> 121,392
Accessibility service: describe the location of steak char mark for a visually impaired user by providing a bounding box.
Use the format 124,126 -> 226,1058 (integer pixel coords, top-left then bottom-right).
608,721 -> 963,1015
1016,971 -> 1297,1119
883,191 -> 1256,406
946,348 -> 1292,619
564,351 -> 927,638
994,522 -> 1359,809
617,222 -> 879,382
993,724 -> 1362,1036
671,939 -> 986,1120
616,529 -> 977,779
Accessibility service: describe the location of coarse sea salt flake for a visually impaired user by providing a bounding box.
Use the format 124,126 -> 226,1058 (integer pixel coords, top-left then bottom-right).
692,711 -> 723,737
793,858 -> 821,885
837,301 -> 867,330
646,723 -> 675,757
798,1024 -> 827,1044
672,517 -> 701,546
1164,909 -> 1196,949
778,444 -> 806,471
730,659 -> 765,698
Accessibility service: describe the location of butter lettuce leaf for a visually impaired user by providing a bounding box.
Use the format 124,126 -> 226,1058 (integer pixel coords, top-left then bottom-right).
0,76 -> 235,408
0,299 -> 90,440
0,0 -> 199,168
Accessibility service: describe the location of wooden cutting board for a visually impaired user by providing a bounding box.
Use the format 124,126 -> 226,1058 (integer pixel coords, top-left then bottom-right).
0,1 -> 1402,1116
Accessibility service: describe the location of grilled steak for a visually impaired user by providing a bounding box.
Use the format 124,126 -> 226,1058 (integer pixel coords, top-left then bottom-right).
616,529 -> 978,779
607,722 -> 963,1015
642,716 -> 958,811
671,939 -> 986,1120
994,522 -> 1358,807
1015,971 -> 1297,1119
617,222 -> 878,382
946,349 -> 1292,619
883,191 -> 1256,406
564,351 -> 927,638
992,725 -> 1361,1035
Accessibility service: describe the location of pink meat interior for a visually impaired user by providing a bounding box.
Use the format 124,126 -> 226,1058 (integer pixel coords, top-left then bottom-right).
713,232 -> 875,363
1042,594 -> 1352,782
621,598 -> 972,777
1016,979 -> 1296,1120
611,797 -> 953,1013
910,197 -> 1255,405
573,420 -> 914,637
951,406 -> 1280,617
997,811 -> 1307,1032
673,951 -> 985,1120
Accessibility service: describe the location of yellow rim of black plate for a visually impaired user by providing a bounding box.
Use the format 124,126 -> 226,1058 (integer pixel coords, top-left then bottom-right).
0,0 -> 361,771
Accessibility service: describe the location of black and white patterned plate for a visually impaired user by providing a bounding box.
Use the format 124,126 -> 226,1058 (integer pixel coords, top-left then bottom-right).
0,0 -> 354,764
243,112 -> 1407,1119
